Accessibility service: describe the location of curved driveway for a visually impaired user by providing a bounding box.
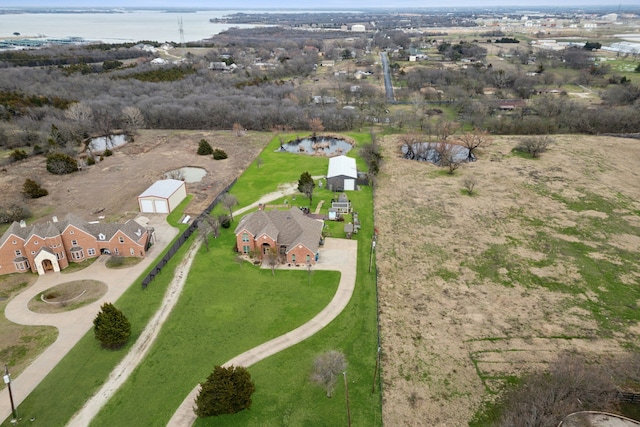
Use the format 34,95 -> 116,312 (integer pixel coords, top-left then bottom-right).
0,215 -> 178,424
166,237 -> 357,427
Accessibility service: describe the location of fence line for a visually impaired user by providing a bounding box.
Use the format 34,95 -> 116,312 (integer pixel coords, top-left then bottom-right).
142,178 -> 237,289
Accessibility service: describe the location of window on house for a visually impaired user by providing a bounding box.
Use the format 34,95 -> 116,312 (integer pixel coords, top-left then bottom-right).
243,245 -> 250,254
71,240 -> 78,246
34,240 -> 38,245
72,250 -> 84,260
306,254 -> 311,263
70,230 -> 74,234
88,248 -> 96,256
31,251 -> 36,255
15,250 -> 22,256
130,248 -> 134,255
56,252 -> 64,260
242,233 -> 250,242
292,254 -> 296,263
119,236 -> 125,244
115,248 -> 120,255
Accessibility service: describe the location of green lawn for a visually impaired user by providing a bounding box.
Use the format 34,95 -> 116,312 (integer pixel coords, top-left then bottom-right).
193,186 -> 382,426
91,229 -> 340,426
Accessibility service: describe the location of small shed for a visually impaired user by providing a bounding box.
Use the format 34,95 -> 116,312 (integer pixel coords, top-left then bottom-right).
138,179 -> 187,214
327,155 -> 357,192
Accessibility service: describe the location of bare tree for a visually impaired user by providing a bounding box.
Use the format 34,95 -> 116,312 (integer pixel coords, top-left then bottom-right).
265,247 -> 278,276
516,135 -> 553,158
221,193 -> 239,220
308,117 -> 324,138
462,175 -> 477,195
232,122 -> 245,137
121,106 -> 145,134
497,353 -> 618,427
198,215 -> 220,252
435,119 -> 458,143
435,142 -> 462,174
459,129 -> 492,161
311,350 -> 347,398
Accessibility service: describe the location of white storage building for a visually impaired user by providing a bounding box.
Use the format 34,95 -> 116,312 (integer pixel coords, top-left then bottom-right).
138,179 -> 187,214
327,155 -> 357,191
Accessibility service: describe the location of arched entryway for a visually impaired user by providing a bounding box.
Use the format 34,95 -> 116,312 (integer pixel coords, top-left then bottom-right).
34,249 -> 60,275
42,259 -> 54,272
262,243 -> 271,255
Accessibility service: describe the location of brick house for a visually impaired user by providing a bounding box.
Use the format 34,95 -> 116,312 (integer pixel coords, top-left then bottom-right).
234,207 -> 323,265
0,214 -> 152,276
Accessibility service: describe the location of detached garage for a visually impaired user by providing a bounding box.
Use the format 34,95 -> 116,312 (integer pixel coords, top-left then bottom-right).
327,155 -> 357,192
138,179 -> 187,214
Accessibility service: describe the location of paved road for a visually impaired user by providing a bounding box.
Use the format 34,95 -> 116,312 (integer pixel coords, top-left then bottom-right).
166,237 -> 358,427
0,215 -> 178,424
380,51 -> 395,102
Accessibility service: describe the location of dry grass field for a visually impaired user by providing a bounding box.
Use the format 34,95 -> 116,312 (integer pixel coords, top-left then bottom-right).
374,135 -> 640,426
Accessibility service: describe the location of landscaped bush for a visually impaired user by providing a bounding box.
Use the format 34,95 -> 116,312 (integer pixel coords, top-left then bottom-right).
218,214 -> 231,228
212,148 -> 228,160
195,365 -> 255,417
22,178 -> 48,198
46,152 -> 78,175
9,148 -> 28,162
197,139 -> 213,155
93,302 -> 131,350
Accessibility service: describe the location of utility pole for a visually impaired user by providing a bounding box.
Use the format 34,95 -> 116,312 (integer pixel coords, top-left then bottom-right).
343,371 -> 351,427
3,364 -> 17,421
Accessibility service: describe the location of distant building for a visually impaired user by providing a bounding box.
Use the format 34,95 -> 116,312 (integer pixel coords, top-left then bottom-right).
138,179 -> 187,214
351,24 -> 366,32
327,155 -> 357,191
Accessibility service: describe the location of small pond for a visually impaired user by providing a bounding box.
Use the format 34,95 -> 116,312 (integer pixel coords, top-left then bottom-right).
164,166 -> 207,183
402,142 -> 474,164
88,134 -> 128,153
277,137 -> 353,156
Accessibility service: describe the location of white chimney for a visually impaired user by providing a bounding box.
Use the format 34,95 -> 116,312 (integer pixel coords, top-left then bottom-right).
19,220 -> 26,228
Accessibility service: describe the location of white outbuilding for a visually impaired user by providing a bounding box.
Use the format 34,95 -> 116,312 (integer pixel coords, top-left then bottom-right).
138,179 -> 187,214
327,155 -> 357,191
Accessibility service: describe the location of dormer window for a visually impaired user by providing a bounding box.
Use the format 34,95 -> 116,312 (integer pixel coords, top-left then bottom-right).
98,233 -> 106,240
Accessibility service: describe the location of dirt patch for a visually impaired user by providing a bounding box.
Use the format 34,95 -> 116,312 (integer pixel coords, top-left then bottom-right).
0,129 -> 269,223
28,280 -> 107,314
374,135 -> 640,426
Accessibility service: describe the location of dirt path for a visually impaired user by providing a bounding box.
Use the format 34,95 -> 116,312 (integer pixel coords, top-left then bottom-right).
66,240 -> 202,427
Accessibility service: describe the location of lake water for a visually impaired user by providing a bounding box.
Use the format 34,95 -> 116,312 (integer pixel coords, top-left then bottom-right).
0,10 -> 261,43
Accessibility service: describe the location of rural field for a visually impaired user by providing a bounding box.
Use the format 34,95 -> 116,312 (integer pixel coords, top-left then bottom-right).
374,135 -> 640,425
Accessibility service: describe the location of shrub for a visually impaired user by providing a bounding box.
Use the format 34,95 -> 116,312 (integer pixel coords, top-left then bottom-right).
22,178 -> 48,198
195,365 -> 255,417
46,152 -> 78,175
212,148 -> 228,160
197,139 -> 213,155
86,156 -> 96,165
9,149 -> 28,163
103,148 -> 113,157
93,302 -> 131,350
0,203 -> 31,223
218,214 -> 231,228
515,135 -> 553,158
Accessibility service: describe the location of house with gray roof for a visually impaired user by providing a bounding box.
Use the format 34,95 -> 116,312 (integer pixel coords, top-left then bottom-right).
0,214 -> 152,276
234,207 -> 323,265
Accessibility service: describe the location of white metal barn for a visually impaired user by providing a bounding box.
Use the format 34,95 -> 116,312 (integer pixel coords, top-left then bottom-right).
327,155 -> 357,191
138,179 -> 187,214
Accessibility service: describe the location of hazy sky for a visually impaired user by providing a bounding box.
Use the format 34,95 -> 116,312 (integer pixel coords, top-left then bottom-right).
1,1 -> 635,8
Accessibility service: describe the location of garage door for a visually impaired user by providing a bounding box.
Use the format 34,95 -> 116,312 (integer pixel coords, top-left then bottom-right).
140,199 -> 154,213
154,200 -> 169,213
344,179 -> 355,191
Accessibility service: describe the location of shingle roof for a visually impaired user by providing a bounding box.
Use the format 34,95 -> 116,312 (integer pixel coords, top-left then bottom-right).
235,208 -> 323,253
327,155 -> 357,179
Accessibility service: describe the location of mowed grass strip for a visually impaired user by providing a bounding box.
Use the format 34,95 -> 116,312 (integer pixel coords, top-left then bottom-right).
90,227 -> 339,426
1,197 -> 193,427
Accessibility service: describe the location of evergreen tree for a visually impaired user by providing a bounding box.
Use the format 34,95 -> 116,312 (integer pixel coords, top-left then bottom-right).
297,171 -> 315,205
93,302 -> 131,350
22,178 -> 48,198
197,139 -> 213,155
46,152 -> 78,175
195,365 -> 255,417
